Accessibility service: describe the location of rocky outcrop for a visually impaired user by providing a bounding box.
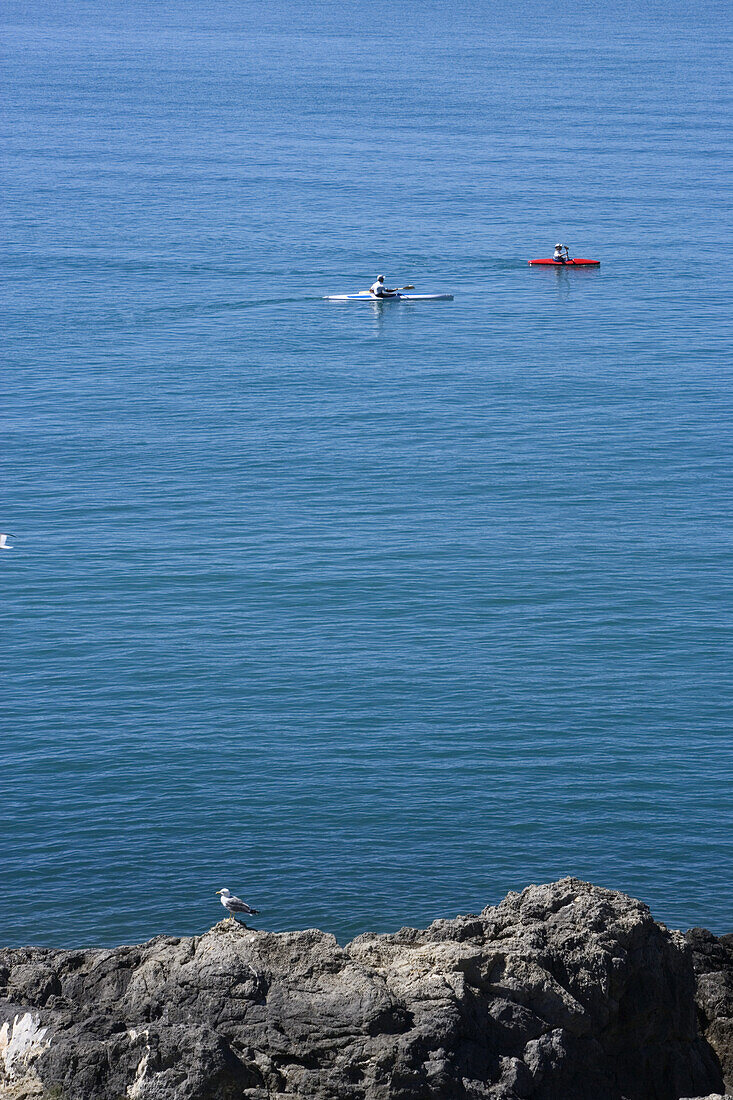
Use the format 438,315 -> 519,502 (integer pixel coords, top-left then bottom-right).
0,878 -> 729,1100
686,928 -> 733,1093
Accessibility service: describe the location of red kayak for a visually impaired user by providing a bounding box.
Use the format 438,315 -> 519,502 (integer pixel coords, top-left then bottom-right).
528,258 -> 600,267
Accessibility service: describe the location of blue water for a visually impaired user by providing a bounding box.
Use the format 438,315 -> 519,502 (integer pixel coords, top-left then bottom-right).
2,0 -> 732,947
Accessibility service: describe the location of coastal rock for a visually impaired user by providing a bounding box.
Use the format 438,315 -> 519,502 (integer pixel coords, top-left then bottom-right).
0,878 -> 727,1100
686,928 -> 733,1093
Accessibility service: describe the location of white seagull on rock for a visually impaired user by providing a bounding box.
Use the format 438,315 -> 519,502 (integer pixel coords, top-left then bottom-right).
0,534 -> 12,549
216,887 -> 260,925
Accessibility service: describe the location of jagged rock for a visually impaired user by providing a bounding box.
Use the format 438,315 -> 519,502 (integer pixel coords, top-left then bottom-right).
0,878 -> 727,1099
686,928 -> 733,1093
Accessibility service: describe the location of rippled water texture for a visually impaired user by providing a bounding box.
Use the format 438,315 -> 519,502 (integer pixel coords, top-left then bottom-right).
2,0 -> 732,945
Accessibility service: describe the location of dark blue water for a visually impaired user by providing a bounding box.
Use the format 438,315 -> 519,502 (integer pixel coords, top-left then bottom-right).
2,0 -> 732,946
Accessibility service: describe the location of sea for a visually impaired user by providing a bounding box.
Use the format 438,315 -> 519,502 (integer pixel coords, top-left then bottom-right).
2,0 -> 732,947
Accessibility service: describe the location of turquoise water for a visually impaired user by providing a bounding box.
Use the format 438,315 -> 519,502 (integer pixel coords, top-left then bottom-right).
2,0 -> 732,946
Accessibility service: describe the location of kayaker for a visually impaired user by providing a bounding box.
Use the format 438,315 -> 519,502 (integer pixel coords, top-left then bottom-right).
553,244 -> 570,263
370,275 -> 397,298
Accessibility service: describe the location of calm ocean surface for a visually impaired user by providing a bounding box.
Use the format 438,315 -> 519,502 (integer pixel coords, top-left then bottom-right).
2,0 -> 732,946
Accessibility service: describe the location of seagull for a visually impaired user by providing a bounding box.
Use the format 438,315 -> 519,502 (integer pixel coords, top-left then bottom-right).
216,888 -> 260,926
0,534 -> 12,549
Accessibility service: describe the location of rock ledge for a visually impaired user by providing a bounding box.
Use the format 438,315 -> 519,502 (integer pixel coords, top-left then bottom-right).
1,878 -> 731,1099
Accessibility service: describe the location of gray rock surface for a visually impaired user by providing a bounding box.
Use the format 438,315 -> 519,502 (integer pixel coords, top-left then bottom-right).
685,928 -> 733,1093
0,878 -> 728,1100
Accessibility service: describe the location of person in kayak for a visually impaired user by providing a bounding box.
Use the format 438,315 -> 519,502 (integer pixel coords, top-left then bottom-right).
553,243 -> 570,263
370,275 -> 397,298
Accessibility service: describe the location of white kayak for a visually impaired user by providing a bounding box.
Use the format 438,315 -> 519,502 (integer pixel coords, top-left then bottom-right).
323,291 -> 453,302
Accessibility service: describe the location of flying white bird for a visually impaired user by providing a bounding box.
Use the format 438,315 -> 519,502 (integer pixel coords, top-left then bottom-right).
0,534 -> 12,549
216,887 -> 260,925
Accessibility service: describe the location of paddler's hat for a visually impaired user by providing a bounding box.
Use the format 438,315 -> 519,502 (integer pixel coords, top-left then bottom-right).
555,244 -> 562,249
377,274 -> 384,281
